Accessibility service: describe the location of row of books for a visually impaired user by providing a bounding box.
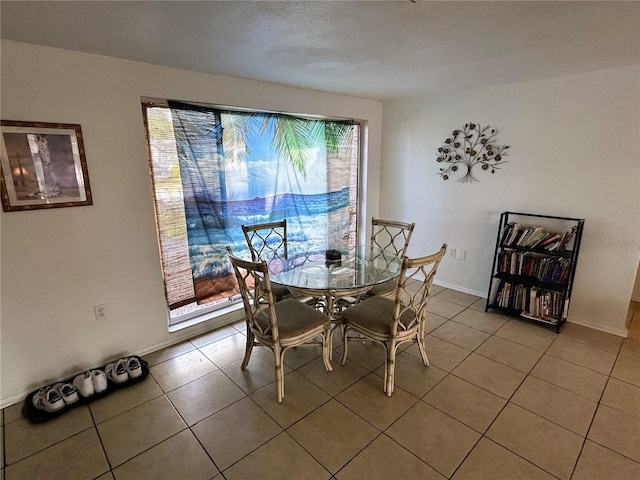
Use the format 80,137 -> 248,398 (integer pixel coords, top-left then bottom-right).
490,281 -> 565,323
499,222 -> 577,252
497,251 -> 571,285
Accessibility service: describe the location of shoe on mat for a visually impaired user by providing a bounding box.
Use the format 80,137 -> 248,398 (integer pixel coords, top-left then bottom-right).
105,359 -> 129,384
124,357 -> 142,378
72,371 -> 95,398
52,382 -> 79,405
91,369 -> 108,393
32,386 -> 65,412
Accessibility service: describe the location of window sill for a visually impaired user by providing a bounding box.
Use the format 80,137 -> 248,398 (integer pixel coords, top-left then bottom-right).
168,302 -> 244,333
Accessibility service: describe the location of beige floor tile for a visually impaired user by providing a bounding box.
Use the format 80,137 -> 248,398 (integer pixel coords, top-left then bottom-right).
588,404 -> 640,462
340,339 -> 386,371
2,403 -> 24,424
387,402 -> 481,478
530,354 -> 608,402
0,424 -> 3,468
223,432 -> 330,480
373,351 -> 448,398
511,376 -> 597,435
560,322 -> 623,354
476,336 -> 543,373
430,284 -> 446,296
97,395 -> 186,467
572,440 -> 640,480
408,335 -> 471,372
335,434 -> 445,480
601,377 -> 640,418
231,318 -> 247,334
423,312 -> 449,333
4,428 -> 109,480
452,437 -> 556,480
192,397 -> 281,471
451,308 -> 507,334
468,298 -> 488,312
112,429 -> 218,480
611,353 -> 640,386
96,473 -> 114,480
546,336 -> 617,375
167,370 -> 246,425
198,332 -> 248,368
282,344 -> 322,369
486,403 -> 583,480
494,319 -> 557,352
142,340 -> 196,367
432,320 -> 491,350
250,371 -> 331,428
336,373 -> 418,430
620,338 -> 640,359
89,376 -> 163,423
190,324 -> 237,348
298,357 -> 368,396
424,375 -> 506,433
149,349 -> 218,392
3,405 -> 93,464
434,289 -> 481,307
426,297 -> 467,319
452,353 -> 526,399
288,400 -> 379,474
221,348 -> 291,395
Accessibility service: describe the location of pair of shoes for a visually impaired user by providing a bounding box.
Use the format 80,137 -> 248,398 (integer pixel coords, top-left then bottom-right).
32,386 -> 65,412
105,357 -> 142,384
51,382 -> 79,406
72,369 -> 107,398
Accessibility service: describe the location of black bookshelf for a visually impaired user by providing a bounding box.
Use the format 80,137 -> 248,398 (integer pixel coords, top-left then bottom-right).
485,212 -> 584,333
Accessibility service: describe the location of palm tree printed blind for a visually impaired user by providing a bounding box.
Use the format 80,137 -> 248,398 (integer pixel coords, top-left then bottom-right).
144,102 -> 359,315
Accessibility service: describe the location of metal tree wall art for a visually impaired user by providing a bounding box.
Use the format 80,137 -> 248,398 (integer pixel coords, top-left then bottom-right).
436,123 -> 509,183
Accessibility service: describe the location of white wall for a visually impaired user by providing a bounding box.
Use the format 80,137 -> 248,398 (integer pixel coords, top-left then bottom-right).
0,41 -> 383,407
382,66 -> 640,337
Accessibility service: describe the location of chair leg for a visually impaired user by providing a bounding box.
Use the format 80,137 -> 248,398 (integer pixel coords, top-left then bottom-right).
274,344 -> 284,403
339,325 -> 349,365
416,332 -> 430,366
385,342 -> 396,397
322,328 -> 334,372
241,329 -> 255,370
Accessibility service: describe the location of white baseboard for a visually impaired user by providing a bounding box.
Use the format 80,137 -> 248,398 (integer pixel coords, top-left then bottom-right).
433,280 -> 486,299
566,317 -> 628,338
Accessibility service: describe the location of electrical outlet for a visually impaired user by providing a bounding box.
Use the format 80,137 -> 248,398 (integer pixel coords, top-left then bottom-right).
456,249 -> 467,260
448,247 -> 457,258
94,304 -> 107,321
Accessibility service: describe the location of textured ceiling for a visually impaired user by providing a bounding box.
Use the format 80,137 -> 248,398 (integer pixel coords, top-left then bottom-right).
1,1 -> 639,100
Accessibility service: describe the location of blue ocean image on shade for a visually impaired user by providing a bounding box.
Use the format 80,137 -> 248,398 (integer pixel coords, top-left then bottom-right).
175,110 -> 352,281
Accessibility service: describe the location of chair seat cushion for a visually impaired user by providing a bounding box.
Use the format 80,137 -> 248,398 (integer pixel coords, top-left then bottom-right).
271,282 -> 290,302
366,279 -> 396,299
256,298 -> 329,339
341,296 -> 415,335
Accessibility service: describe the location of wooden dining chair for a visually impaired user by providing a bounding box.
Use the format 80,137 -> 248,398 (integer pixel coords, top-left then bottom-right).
339,244 -> 446,396
226,247 -> 333,403
366,218 -> 416,299
241,220 -> 290,301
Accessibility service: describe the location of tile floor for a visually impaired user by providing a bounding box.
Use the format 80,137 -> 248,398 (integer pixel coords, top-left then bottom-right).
2,287 -> 640,480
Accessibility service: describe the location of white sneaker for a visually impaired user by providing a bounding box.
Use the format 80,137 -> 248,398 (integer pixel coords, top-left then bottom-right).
105,359 -> 129,384
51,382 -> 79,405
32,386 -> 65,412
72,371 -> 95,398
124,357 -> 143,378
91,369 -> 108,393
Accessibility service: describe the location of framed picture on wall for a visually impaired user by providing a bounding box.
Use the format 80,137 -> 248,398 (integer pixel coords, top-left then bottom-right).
0,120 -> 92,211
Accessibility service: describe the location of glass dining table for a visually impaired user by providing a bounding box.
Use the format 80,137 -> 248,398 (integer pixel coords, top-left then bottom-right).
269,245 -> 403,319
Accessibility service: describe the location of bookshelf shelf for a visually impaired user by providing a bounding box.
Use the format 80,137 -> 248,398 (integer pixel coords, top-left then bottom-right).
485,212 -> 584,333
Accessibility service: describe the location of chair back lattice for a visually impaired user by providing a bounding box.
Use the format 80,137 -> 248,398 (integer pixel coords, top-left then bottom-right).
370,218 -> 415,269
226,247 -> 281,341
241,220 -> 288,262
391,244 -> 447,334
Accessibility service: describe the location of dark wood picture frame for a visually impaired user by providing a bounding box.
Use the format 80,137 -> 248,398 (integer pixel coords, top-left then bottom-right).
0,120 -> 92,212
